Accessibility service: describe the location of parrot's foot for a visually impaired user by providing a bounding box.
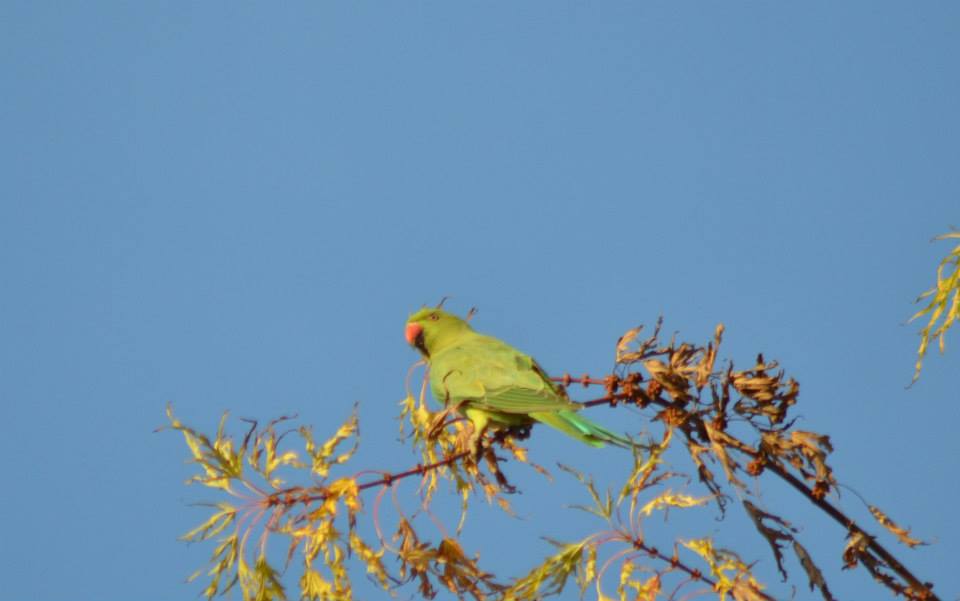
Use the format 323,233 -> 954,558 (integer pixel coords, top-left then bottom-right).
463,407 -> 490,462
426,401 -> 467,440
467,426 -> 487,462
469,436 -> 484,462
505,424 -> 532,441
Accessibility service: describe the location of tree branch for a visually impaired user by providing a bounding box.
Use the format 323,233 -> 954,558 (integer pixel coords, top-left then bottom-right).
559,373 -> 939,601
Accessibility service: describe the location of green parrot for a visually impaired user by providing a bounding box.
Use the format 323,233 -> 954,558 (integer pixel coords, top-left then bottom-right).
405,307 -> 629,454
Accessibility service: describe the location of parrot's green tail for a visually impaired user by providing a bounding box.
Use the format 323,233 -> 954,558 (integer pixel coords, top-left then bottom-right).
529,410 -> 632,449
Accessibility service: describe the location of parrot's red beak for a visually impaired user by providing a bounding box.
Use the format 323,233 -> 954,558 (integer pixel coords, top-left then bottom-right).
405,322 -> 423,346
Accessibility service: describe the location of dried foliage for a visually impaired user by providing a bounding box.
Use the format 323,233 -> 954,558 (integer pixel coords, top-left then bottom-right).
911,231 -> 960,382
167,319 -> 939,601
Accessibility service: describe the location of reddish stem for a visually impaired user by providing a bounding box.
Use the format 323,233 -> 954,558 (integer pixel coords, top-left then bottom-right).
268,451 -> 471,507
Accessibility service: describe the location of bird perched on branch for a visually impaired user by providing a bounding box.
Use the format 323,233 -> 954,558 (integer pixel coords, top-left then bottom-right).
405,306 -> 630,456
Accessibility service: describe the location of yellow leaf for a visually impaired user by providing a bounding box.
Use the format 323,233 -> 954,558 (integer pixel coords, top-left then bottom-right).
683,537 -> 715,562
349,533 -> 389,589
181,503 -> 236,543
616,559 -> 634,601
635,574 -> 661,601
167,408 -> 242,492
911,233 -> 960,382
324,478 -> 360,520
301,409 -> 359,479
581,544 -> 596,595
682,538 -> 759,599
640,490 -> 711,516
300,569 -> 333,600
619,427 -> 671,506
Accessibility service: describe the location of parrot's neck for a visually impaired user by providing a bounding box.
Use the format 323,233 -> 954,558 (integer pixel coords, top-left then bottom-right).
426,326 -> 478,357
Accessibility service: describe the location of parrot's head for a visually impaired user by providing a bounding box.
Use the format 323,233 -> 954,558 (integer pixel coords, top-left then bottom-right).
405,307 -> 472,358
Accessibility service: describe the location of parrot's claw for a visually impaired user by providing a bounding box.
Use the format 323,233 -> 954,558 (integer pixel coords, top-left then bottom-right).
427,401 -> 467,440
467,427 -> 486,462
469,437 -> 483,462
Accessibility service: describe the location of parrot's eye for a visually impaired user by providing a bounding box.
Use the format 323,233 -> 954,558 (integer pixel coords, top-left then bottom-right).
429,313 -> 439,321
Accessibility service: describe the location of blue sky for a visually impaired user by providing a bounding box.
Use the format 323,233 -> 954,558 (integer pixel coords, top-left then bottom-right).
1,2 -> 957,599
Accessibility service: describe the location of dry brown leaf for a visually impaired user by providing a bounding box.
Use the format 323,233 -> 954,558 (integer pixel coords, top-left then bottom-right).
793,540 -> 836,601
842,531 -> 871,569
687,440 -> 724,505
644,359 -> 692,402
742,500 -> 795,580
730,356 -> 799,425
790,431 -> 836,491
704,422 -> 747,490
730,578 -> 776,601
616,326 -> 643,363
869,505 -> 928,548
615,318 -> 665,365
695,323 -> 724,389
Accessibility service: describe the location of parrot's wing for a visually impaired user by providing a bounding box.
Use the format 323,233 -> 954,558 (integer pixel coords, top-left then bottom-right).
478,384 -> 577,413
431,337 -> 576,414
